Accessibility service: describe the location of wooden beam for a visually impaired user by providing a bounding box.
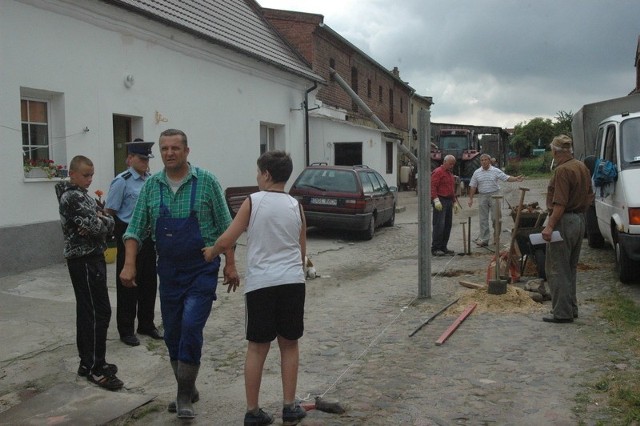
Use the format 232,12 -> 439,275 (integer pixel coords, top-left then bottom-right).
435,303 -> 477,346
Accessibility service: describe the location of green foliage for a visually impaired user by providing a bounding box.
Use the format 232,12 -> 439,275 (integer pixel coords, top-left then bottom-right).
589,289 -> 640,424
509,110 -> 573,158
553,110 -> 573,136
504,153 -> 553,178
510,117 -> 555,157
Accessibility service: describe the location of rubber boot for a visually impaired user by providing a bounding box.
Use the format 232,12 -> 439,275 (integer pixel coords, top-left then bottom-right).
167,360 -> 200,413
176,361 -> 199,419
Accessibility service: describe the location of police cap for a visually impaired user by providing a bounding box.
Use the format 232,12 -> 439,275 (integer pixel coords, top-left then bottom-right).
126,139 -> 154,159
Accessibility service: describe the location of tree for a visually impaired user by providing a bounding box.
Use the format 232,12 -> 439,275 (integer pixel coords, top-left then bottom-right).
553,110 -> 573,136
510,117 -> 554,157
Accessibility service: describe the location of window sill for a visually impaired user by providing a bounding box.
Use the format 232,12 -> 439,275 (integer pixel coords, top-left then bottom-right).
23,177 -> 68,183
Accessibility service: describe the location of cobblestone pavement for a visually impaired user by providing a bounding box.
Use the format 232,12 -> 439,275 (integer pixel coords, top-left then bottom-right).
1,178 -> 637,425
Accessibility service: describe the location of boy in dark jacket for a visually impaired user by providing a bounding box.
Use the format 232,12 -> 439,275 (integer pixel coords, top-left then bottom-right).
55,155 -> 123,390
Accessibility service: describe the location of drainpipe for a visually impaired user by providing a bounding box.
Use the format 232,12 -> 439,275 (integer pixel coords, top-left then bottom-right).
329,68 -> 418,164
304,82 -> 318,166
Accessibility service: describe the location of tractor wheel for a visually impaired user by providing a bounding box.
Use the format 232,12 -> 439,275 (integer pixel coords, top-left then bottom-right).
463,156 -> 482,180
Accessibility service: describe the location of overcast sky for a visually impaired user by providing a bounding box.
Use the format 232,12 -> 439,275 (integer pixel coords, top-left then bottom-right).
258,0 -> 640,128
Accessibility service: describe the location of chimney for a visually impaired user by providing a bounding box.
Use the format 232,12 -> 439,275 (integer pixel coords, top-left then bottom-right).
392,67 -> 400,77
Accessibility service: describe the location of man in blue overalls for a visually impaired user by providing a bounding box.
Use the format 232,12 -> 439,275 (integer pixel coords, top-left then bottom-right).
120,129 -> 238,419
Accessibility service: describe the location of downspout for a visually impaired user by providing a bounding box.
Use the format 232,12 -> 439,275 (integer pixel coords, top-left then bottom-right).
329,68 -> 418,164
304,82 -> 318,167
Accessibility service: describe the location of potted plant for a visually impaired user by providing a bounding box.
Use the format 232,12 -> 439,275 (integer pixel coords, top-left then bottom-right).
23,158 -> 65,179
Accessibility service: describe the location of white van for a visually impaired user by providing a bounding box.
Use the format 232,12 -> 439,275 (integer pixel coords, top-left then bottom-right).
585,111 -> 640,282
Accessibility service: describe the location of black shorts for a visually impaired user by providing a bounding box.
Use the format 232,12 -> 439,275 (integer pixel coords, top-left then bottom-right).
245,283 -> 305,343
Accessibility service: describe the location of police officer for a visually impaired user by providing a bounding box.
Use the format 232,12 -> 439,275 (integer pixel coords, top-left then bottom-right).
105,139 -> 162,346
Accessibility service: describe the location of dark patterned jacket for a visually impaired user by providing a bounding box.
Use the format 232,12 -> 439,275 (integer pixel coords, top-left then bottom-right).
55,181 -> 115,259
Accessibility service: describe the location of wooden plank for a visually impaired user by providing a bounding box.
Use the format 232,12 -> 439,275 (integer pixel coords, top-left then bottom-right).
459,280 -> 485,290
435,303 -> 477,346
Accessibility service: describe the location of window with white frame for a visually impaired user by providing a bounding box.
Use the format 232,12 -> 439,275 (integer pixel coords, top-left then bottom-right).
20,88 -> 66,178
260,124 -> 276,155
22,98 -> 50,163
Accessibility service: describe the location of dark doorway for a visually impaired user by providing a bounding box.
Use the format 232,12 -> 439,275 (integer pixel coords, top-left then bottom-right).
334,142 -> 362,166
112,115 -> 131,175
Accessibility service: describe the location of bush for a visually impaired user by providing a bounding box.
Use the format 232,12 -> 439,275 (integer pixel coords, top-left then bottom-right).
505,153 -> 552,178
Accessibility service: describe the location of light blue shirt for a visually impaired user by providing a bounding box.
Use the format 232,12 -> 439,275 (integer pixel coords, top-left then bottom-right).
105,168 -> 148,223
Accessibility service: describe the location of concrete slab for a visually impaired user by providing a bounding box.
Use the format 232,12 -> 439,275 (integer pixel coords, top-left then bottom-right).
0,382 -> 154,425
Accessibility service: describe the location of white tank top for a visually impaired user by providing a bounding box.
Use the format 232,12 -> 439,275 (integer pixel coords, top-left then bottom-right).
244,191 -> 305,294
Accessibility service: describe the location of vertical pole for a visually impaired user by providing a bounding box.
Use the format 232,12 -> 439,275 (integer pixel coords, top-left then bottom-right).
493,195 -> 503,281
418,109 -> 431,298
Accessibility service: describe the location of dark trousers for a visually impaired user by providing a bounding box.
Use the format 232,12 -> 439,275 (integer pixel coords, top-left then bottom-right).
432,197 -> 453,251
115,219 -> 158,337
67,254 -> 111,370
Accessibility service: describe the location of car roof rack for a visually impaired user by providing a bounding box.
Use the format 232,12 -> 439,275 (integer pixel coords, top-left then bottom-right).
352,165 -> 370,169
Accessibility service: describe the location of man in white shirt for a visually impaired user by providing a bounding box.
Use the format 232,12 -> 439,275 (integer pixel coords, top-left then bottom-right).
468,154 -> 524,247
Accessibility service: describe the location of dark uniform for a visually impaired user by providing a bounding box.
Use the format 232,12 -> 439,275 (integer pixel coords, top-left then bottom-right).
105,141 -> 161,345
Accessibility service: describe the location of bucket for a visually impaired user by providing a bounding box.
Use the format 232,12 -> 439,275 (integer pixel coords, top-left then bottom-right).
104,247 -> 117,264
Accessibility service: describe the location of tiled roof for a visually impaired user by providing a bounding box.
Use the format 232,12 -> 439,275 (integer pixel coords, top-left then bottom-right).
104,0 -> 322,82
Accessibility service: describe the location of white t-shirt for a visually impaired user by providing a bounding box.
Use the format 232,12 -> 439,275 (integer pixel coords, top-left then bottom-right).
244,191 -> 305,294
469,166 -> 510,194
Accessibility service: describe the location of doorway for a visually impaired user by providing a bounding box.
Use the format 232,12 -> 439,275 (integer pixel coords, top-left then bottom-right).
334,142 -> 362,166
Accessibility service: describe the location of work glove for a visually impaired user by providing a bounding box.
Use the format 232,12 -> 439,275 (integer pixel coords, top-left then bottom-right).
453,203 -> 460,214
433,198 -> 443,211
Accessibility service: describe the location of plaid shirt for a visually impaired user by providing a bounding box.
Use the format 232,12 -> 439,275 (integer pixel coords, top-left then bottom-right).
124,165 -> 232,246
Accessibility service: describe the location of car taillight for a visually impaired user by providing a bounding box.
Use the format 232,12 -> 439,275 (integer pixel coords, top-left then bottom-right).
344,199 -> 366,209
629,208 -> 640,225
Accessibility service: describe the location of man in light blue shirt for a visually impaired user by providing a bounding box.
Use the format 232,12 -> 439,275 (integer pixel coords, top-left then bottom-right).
105,139 -> 161,347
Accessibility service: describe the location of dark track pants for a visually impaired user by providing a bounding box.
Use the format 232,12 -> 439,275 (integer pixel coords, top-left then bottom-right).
67,254 -> 111,370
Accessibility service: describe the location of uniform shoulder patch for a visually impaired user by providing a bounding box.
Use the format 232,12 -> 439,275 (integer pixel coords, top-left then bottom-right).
122,171 -> 132,180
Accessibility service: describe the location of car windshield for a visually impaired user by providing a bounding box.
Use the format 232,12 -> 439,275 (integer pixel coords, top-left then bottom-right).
295,169 -> 358,192
621,117 -> 640,169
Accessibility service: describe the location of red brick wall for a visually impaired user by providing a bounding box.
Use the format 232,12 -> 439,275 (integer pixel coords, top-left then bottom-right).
263,10 -> 410,133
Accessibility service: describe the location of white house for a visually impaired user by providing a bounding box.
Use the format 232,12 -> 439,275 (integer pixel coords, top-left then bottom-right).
0,0 -> 327,276
0,0 -> 398,277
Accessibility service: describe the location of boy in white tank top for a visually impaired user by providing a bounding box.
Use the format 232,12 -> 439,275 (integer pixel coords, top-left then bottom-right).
202,151 -> 307,425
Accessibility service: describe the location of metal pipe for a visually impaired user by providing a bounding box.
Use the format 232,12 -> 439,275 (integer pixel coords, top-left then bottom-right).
304,82 -> 318,166
329,68 -> 418,164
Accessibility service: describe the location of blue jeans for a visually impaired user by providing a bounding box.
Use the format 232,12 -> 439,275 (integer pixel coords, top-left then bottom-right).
157,257 -> 220,364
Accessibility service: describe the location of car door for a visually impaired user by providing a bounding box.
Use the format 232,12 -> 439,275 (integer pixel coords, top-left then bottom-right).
595,122 -> 618,246
368,171 -> 394,225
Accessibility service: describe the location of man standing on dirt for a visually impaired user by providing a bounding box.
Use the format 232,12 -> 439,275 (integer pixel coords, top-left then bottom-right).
431,155 -> 457,256
542,135 -> 593,323
468,154 -> 524,247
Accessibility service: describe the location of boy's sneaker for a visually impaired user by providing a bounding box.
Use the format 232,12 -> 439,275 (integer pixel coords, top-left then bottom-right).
282,403 -> 307,425
244,408 -> 274,425
87,369 -> 124,391
77,362 -> 118,377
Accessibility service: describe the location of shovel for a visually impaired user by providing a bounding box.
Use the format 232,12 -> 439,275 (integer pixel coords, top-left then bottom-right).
487,195 -> 507,295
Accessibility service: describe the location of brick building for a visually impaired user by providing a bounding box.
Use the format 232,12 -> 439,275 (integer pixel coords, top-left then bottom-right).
263,8 -> 421,151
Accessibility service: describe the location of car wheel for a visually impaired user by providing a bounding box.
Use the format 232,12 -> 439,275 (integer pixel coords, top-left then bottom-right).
383,204 -> 396,227
616,240 -> 635,283
359,216 -> 375,240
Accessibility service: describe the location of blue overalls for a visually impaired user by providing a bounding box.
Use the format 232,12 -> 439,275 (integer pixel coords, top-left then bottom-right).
155,176 -> 220,364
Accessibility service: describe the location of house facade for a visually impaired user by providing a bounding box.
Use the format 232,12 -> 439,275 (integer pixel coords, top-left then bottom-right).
0,0 -> 324,276
263,9 -> 426,182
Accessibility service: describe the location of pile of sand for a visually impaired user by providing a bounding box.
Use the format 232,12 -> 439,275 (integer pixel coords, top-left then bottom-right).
447,285 -> 546,316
